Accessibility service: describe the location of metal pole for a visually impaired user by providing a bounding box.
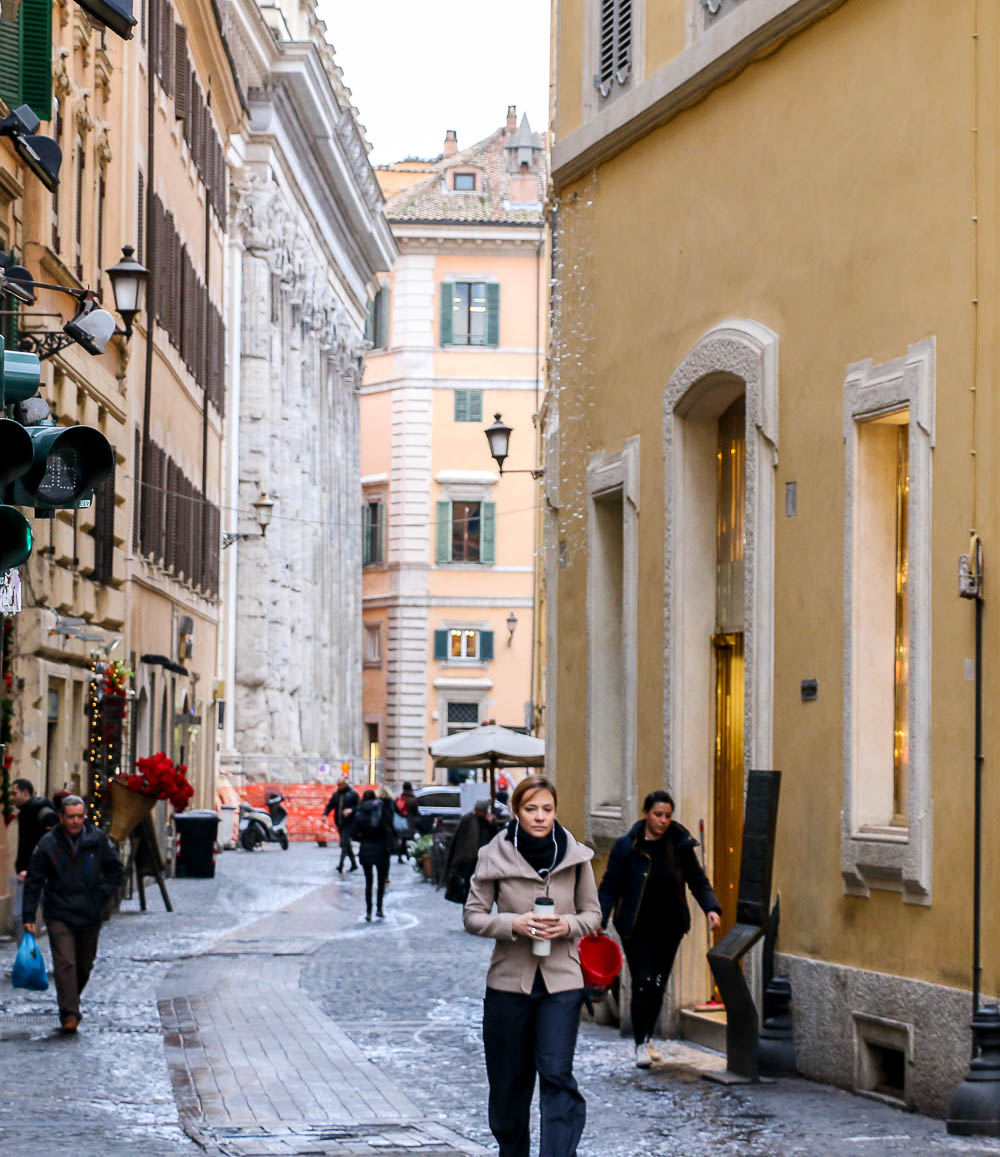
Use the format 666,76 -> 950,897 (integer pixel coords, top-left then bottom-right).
973,588 -> 983,1033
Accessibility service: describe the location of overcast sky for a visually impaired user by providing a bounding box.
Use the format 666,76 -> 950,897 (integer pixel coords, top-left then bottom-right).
315,1 -> 551,165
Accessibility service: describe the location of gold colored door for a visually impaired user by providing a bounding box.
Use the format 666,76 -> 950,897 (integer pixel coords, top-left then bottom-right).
712,632 -> 744,939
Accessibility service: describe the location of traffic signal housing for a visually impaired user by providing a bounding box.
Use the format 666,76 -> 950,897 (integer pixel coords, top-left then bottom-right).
0,417 -> 33,568
7,421 -> 114,512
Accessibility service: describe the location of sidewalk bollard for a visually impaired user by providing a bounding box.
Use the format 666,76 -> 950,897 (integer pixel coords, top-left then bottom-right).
758,975 -> 797,1076
947,1004 -> 1000,1136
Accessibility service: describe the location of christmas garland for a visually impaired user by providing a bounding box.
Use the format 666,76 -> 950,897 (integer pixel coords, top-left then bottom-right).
1,618 -> 14,825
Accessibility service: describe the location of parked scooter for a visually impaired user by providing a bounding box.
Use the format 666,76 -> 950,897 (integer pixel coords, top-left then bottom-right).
239,794 -> 289,851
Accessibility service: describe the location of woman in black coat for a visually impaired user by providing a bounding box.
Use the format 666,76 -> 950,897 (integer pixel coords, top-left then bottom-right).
355,789 -> 393,921
597,790 -> 722,1069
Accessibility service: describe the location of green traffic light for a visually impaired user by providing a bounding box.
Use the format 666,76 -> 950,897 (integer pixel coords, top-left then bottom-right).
1,349 -> 42,403
8,422 -> 114,510
0,504 -> 32,569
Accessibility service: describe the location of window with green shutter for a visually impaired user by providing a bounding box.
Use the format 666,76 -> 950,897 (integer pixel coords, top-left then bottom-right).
435,500 -> 452,563
366,286 -> 390,349
454,390 -> 483,422
433,630 -> 449,660
362,499 -> 384,566
439,281 -> 453,346
437,498 -> 495,564
480,501 -> 495,564
479,630 -> 494,661
0,0 -> 53,122
442,281 -> 497,347
486,283 -> 500,347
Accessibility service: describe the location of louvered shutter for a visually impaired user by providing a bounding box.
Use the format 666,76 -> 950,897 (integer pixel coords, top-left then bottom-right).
362,502 -> 372,565
479,631 -> 494,662
93,462 -> 116,585
165,458 -> 178,570
137,170 -> 145,263
376,287 -> 389,348
616,0 -> 632,83
163,210 -> 175,339
480,501 -> 495,565
207,501 -> 220,594
20,0 -> 52,121
469,391 -> 482,422
454,390 -> 468,422
598,0 -> 615,95
436,500 -> 451,564
0,20 -> 18,111
174,24 -> 188,119
439,282 -> 453,346
433,630 -> 448,661
132,426 -> 141,551
486,284 -> 500,347
160,0 -> 173,96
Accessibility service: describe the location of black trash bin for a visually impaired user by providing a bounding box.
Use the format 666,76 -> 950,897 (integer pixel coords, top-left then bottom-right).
174,809 -> 221,878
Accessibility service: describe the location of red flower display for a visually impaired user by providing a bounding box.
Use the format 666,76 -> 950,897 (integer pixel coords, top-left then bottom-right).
126,752 -> 195,812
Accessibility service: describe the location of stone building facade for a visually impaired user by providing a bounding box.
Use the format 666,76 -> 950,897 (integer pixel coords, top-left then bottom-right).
219,0 -> 395,782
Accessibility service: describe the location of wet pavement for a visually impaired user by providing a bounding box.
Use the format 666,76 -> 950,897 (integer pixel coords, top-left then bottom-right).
0,842 -> 999,1156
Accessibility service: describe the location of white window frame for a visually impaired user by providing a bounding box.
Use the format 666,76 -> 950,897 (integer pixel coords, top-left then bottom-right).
363,621 -> 382,668
448,627 -> 480,662
842,338 -> 934,905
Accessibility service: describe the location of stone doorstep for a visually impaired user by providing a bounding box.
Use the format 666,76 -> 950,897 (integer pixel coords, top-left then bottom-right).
679,1006 -> 728,1054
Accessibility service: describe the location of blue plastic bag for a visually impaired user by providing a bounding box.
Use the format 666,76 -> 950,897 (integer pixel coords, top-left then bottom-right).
11,932 -> 48,991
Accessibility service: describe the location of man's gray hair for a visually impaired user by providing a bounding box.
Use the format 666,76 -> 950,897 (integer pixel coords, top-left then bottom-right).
59,794 -> 85,813
474,799 -> 491,814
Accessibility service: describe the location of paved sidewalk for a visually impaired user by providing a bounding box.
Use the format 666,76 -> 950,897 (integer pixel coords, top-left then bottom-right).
158,883 -> 489,1156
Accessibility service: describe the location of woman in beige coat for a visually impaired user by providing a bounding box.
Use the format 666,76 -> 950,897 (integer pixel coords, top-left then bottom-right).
464,774 -> 601,1157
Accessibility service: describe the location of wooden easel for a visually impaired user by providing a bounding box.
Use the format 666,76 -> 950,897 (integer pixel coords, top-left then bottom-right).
124,814 -> 173,912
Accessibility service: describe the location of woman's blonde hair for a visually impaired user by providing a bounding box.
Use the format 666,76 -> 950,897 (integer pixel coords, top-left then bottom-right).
510,773 -> 558,816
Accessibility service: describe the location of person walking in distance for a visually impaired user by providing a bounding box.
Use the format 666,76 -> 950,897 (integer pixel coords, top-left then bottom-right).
597,790 -> 721,1069
22,795 -> 124,1033
10,778 -> 57,945
465,774 -> 601,1157
356,789 -> 392,921
323,777 -> 359,873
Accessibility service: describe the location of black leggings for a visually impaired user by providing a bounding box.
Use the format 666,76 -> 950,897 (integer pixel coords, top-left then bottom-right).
363,858 -> 388,914
624,932 -> 684,1045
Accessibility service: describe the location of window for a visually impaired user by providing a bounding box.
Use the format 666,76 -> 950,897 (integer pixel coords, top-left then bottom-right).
454,390 -> 483,423
446,702 -> 480,734
365,284 -> 390,349
596,0 -> 632,99
362,499 -> 385,566
434,628 -> 495,663
435,499 -> 495,565
440,281 -> 500,347
842,339 -> 934,904
453,172 -> 476,191
363,622 -> 382,667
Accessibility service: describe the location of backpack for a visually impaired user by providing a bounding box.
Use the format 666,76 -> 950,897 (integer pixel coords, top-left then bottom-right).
357,802 -> 384,836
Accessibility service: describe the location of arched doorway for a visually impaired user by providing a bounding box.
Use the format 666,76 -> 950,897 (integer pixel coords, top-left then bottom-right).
663,320 -> 778,1013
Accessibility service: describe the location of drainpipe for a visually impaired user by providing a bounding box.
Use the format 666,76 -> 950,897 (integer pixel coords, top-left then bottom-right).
141,8 -> 157,523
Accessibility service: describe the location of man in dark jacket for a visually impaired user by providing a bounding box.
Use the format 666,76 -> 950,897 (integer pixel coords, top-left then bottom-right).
11,778 -> 57,945
444,800 -> 495,904
323,778 -> 359,872
22,795 -> 124,1033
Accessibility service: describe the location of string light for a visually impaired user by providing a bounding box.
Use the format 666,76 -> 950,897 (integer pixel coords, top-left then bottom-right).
87,656 -> 131,829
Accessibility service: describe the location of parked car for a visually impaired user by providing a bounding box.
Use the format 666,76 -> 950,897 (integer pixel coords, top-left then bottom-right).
413,785 -> 509,832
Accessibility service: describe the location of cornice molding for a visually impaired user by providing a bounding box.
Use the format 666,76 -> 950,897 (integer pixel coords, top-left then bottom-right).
553,0 -> 846,187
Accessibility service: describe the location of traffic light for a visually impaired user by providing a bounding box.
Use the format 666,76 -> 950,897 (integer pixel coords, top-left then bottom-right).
7,422 -> 114,511
0,417 -> 32,568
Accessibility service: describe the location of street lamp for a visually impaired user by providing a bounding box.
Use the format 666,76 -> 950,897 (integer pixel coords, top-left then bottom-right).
484,413 -> 543,479
506,611 -> 518,645
222,491 -> 275,549
105,246 -> 149,339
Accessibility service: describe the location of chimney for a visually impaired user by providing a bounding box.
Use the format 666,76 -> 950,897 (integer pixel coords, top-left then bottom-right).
506,104 -> 517,134
443,129 -> 458,156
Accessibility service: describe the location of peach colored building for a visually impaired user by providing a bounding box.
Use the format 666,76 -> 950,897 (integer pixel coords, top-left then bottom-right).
361,107 -> 547,786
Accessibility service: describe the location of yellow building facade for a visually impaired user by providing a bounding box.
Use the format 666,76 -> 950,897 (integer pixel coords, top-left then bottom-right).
549,0 -> 996,1113
362,109 -> 546,785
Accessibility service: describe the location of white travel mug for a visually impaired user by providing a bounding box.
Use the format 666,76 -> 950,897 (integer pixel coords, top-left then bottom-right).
532,896 -> 555,957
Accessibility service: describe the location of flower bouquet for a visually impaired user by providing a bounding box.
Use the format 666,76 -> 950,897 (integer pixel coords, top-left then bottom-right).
109,752 -> 195,840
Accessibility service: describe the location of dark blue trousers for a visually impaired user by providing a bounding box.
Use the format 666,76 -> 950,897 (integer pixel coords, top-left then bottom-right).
483,974 -> 586,1157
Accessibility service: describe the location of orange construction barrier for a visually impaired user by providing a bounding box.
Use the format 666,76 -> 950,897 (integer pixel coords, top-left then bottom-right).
236,782 -> 372,843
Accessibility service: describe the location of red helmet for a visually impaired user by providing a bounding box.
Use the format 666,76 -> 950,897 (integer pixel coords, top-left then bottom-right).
578,932 -> 623,990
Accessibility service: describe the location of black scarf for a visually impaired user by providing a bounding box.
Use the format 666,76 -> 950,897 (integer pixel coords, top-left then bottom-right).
506,819 -> 568,877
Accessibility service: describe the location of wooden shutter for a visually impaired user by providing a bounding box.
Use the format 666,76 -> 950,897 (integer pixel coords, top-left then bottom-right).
165,458 -> 178,570
20,0 -> 52,121
376,287 -> 389,348
377,500 -> 385,563
132,426 -> 141,551
486,284 -> 500,347
454,390 -> 468,422
433,630 -> 448,661
469,391 -> 482,422
439,282 -> 453,346
616,0 -> 633,82
0,19 -> 18,112
362,501 -> 372,565
92,463 -> 116,585
174,24 -> 189,119
137,170 -> 144,263
479,630 -> 494,662
480,501 -> 495,565
435,500 -> 451,564
160,0 -> 173,96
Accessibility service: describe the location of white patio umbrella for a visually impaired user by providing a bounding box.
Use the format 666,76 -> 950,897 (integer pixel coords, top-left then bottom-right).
428,724 -> 545,804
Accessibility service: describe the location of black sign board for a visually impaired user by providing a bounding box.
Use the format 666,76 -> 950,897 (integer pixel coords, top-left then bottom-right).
736,770 -> 782,927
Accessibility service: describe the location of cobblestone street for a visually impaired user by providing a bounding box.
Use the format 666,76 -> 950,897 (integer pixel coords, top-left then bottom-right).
1,844 -> 1000,1157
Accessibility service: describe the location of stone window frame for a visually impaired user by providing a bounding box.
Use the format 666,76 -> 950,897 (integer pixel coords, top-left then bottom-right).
585,435 -> 639,842
363,621 -> 383,668
580,0 -> 646,121
841,339 -> 935,906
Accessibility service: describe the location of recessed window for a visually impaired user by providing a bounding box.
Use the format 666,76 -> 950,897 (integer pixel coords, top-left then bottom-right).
596,0 -> 633,100
434,627 -> 495,663
452,629 -> 478,659
454,390 -> 483,422
364,623 -> 382,667
447,701 -> 480,734
453,172 -> 476,191
436,499 -> 495,565
440,281 -> 500,347
362,499 -> 385,566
